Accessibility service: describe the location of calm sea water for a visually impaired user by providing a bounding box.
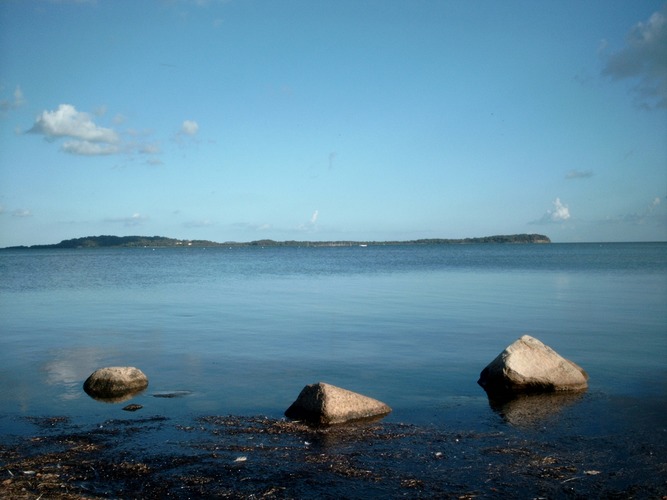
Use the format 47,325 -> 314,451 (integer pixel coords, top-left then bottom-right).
1,243 -> 666,435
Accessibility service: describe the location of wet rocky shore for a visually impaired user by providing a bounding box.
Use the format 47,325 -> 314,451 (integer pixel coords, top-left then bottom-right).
1,411 -> 665,499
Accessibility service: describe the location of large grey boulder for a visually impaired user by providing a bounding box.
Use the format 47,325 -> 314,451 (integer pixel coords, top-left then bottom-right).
285,382 -> 392,425
478,335 -> 588,398
83,366 -> 148,401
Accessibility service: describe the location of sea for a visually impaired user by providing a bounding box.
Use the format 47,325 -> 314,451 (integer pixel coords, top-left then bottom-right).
1,242 -> 666,437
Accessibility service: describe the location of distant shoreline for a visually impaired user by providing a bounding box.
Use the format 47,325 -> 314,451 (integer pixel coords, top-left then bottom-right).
2,234 -> 551,250
2,233 -> 551,250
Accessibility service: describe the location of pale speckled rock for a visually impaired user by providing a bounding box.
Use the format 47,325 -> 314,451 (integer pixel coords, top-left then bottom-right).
478,335 -> 588,397
83,366 -> 148,401
285,382 -> 392,425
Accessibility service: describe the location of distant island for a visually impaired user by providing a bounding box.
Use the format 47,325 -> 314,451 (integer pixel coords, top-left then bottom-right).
4,234 -> 551,250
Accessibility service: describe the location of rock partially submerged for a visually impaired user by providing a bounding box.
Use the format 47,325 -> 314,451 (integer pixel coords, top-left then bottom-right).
478,335 -> 588,398
285,382 -> 392,425
83,366 -> 149,402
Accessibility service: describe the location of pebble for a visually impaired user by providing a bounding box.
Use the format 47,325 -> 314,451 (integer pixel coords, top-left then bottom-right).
123,404 -> 143,412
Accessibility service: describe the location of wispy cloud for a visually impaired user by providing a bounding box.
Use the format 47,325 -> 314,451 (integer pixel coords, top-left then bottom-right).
181,120 -> 199,136
601,196 -> 666,228
231,222 -> 272,232
298,209 -> 319,231
0,85 -> 25,112
174,119 -> 200,146
601,6 -> 667,109
530,198 -> 571,224
12,208 -> 33,218
565,169 -> 593,179
62,141 -> 119,156
184,219 -> 213,228
105,213 -> 148,227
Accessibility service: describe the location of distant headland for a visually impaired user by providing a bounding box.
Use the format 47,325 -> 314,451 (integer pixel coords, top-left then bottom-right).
4,234 -> 551,250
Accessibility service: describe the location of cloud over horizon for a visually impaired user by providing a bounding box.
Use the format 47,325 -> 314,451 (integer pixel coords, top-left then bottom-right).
601,6 -> 667,108
531,198 -> 571,225
601,196 -> 667,228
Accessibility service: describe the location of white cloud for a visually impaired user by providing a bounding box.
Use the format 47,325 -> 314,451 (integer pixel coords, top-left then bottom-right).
26,104 -> 164,161
310,209 -> 319,224
181,120 -> 199,136
550,198 -> 571,222
601,6 -> 667,108
531,198 -> 571,225
30,104 -> 119,143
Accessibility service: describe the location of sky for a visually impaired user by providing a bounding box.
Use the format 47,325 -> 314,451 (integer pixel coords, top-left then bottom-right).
1,0 -> 666,246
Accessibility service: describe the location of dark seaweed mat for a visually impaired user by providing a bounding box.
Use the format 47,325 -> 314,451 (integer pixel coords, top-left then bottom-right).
1,414 -> 666,499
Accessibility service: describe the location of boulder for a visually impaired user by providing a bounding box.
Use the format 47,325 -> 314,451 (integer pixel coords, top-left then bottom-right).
478,335 -> 588,398
83,366 -> 148,401
285,382 -> 392,425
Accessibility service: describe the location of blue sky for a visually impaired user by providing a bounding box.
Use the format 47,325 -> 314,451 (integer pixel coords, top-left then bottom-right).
1,0 -> 666,246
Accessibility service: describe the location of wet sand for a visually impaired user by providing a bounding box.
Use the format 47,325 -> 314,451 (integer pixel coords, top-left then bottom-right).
1,410 -> 665,499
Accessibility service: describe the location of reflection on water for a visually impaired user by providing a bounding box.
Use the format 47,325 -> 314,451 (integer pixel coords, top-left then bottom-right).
84,388 -> 148,404
152,391 -> 194,399
487,391 -> 586,427
42,348 -> 108,402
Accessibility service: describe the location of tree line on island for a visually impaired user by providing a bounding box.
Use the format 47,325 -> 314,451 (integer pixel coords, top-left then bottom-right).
4,233 -> 551,249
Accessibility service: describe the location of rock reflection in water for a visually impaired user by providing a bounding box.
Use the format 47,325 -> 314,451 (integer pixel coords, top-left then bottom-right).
85,388 -> 147,404
488,391 -> 585,427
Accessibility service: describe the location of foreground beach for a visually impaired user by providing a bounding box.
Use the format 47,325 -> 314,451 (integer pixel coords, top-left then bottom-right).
2,406 -> 665,499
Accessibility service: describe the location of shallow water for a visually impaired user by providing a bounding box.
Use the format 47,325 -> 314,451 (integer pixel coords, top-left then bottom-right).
1,243 -> 666,435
